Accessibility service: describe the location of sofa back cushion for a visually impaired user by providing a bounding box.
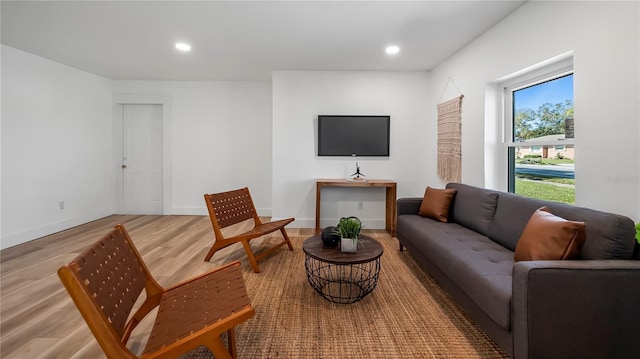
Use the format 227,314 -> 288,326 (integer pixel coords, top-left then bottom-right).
487,193 -> 547,251
549,204 -> 636,260
488,191 -> 636,259
446,183 -> 499,235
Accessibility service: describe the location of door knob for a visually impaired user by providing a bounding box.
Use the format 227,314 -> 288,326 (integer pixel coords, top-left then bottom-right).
122,165 -> 128,169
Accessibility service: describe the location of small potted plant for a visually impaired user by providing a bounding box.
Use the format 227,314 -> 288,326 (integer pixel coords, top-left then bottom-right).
337,216 -> 362,253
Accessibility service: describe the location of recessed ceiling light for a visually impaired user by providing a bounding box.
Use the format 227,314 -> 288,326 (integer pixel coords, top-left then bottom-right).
385,45 -> 400,55
175,43 -> 191,52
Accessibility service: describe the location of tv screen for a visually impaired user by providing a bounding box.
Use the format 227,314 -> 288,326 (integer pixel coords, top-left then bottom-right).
317,115 -> 390,157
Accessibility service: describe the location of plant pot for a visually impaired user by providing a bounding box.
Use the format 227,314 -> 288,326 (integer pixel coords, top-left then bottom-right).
340,237 -> 358,253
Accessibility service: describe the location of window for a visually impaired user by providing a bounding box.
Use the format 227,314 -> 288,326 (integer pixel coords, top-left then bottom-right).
505,72 -> 575,204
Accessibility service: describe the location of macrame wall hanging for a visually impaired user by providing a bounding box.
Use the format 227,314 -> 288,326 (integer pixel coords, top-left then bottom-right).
437,78 -> 464,183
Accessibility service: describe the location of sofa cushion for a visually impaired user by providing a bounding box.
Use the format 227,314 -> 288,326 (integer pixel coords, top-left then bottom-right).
487,191 -> 636,259
514,207 -> 586,261
446,183 -> 499,235
543,205 -> 635,260
418,187 -> 456,222
397,215 -> 512,330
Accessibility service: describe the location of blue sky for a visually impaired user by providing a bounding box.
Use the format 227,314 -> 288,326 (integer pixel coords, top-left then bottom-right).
514,74 -> 573,111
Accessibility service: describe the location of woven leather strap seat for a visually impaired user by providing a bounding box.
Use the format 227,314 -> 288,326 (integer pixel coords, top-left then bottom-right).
204,187 -> 295,273
58,224 -> 254,359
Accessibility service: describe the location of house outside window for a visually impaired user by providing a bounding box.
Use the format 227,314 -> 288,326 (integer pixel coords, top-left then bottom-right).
505,69 -> 575,204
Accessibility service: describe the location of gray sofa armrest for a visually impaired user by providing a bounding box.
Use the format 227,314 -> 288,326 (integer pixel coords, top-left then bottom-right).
397,197 -> 422,216
513,260 -> 640,359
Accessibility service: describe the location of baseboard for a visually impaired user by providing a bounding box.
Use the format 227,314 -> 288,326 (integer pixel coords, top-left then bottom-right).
171,206 -> 208,216
171,206 -> 272,217
0,208 -> 114,250
323,218 -> 386,229
272,218 -> 315,228
277,218 -> 386,229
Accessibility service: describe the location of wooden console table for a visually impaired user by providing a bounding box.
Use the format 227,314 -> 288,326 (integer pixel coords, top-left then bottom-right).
315,179 -> 397,236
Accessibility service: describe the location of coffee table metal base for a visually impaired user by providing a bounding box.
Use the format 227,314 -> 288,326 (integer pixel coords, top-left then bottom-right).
304,255 -> 381,304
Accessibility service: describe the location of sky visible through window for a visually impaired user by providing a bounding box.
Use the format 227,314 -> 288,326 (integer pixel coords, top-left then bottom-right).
514,74 -> 573,111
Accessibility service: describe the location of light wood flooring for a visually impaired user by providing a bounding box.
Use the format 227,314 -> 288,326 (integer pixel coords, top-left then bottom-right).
0,214 -> 331,358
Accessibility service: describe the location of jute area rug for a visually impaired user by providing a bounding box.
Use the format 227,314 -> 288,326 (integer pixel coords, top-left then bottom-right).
188,233 -> 507,359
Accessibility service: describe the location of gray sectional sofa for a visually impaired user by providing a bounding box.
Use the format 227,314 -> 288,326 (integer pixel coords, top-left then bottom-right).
397,183 -> 640,359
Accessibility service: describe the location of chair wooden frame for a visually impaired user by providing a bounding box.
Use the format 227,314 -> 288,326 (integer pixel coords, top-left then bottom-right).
58,224 -> 255,359
204,187 -> 295,273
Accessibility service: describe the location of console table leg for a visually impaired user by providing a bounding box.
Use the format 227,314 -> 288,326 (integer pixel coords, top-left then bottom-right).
315,183 -> 321,234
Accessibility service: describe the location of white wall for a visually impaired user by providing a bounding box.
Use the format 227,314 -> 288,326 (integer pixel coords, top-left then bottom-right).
272,71 -> 430,229
427,1 -> 640,221
113,81 -> 273,215
1,45 -> 114,249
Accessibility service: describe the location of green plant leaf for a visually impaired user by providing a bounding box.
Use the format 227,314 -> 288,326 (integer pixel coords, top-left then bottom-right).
337,216 -> 361,239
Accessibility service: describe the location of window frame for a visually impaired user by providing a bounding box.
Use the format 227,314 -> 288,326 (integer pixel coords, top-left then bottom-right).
501,59 -> 574,193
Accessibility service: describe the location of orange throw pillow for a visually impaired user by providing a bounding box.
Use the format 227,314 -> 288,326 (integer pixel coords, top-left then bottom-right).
514,206 -> 586,261
418,187 -> 457,223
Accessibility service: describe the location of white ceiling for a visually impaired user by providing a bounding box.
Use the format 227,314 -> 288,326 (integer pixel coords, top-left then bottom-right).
1,1 -> 526,81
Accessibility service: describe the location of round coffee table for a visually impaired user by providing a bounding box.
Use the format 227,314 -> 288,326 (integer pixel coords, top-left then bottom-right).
302,234 -> 383,304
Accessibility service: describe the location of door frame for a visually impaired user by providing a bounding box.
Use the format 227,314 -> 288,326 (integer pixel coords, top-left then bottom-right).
113,93 -> 172,215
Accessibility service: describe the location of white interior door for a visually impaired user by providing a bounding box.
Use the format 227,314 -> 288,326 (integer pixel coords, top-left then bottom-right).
122,104 -> 163,214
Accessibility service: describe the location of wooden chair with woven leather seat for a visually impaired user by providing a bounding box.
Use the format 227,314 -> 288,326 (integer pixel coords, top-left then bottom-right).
58,224 -> 255,359
204,187 -> 295,273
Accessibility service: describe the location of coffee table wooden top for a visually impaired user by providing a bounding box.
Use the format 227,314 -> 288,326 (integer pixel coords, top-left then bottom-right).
302,235 -> 383,265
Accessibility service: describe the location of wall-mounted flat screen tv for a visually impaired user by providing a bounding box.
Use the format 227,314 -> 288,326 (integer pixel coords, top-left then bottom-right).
317,115 -> 390,157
